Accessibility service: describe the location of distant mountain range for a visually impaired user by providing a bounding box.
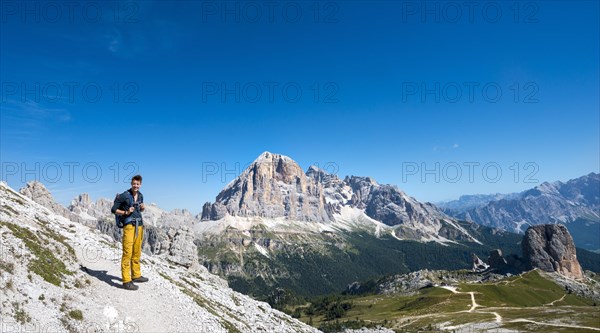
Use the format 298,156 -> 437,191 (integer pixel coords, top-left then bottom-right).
439,173 -> 600,252
437,193 -> 522,214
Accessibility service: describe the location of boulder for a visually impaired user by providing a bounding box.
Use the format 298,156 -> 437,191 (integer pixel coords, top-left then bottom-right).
522,224 -> 584,280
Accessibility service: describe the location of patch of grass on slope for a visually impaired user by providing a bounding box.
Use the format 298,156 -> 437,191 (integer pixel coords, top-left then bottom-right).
0,221 -> 73,286
459,270 -> 594,307
299,287 -> 472,328
349,287 -> 471,319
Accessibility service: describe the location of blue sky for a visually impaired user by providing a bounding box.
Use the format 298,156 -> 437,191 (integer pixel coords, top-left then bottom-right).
1,1 -> 598,213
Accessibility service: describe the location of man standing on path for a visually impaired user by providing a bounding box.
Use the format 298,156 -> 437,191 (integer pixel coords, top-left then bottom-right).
111,174 -> 149,290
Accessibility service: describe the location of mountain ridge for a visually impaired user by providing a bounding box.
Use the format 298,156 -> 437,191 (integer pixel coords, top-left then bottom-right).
201,151 -> 479,244
443,172 -> 600,251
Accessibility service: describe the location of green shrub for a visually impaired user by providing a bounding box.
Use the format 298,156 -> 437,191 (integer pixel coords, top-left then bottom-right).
68,309 -> 83,320
0,222 -> 73,286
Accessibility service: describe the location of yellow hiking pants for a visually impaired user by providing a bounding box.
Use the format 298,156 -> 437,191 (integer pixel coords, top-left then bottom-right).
121,224 -> 144,283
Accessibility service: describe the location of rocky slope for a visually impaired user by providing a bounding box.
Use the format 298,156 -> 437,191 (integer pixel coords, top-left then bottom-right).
0,181 -> 319,333
19,181 -> 85,224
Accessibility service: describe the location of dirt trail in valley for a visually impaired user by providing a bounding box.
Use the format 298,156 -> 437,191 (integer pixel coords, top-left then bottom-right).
393,285 -> 599,332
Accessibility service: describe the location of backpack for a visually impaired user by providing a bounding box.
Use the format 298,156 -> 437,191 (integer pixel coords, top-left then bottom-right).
114,191 -> 143,228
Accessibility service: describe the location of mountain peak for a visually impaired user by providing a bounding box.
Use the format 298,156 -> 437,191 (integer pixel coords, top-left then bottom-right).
20,180 -> 50,193
202,152 -> 334,222
19,180 -> 56,206
254,151 -> 294,163
234,152 -> 304,185
247,151 -> 304,183
306,165 -> 334,181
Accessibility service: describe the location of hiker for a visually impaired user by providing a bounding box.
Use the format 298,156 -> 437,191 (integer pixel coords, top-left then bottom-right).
111,174 -> 149,290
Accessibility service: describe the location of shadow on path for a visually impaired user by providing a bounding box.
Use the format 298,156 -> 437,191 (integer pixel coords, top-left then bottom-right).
80,265 -> 122,288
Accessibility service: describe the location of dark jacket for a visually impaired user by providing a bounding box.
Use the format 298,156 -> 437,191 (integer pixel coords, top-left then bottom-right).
111,189 -> 144,226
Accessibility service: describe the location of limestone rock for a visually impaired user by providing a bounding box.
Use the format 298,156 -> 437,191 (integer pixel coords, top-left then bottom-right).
165,226 -> 198,268
472,253 -> 489,272
19,181 -> 84,223
522,224 -> 584,280
69,193 -> 113,224
487,249 -> 508,271
201,152 -> 334,222
201,201 -> 227,220
365,183 -> 443,227
346,176 -> 378,209
306,166 -> 352,214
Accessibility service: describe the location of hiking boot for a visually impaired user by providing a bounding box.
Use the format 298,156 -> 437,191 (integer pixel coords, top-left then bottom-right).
122,281 -> 139,290
132,276 -> 149,283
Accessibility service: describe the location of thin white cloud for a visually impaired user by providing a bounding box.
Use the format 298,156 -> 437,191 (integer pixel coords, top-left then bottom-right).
432,143 -> 460,151
1,99 -> 71,122
0,99 -> 72,143
109,38 -> 120,53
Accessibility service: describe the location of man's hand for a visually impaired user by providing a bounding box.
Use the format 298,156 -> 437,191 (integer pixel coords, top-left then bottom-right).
128,207 -> 135,214
140,203 -> 145,211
